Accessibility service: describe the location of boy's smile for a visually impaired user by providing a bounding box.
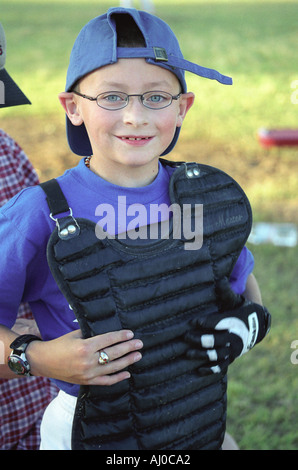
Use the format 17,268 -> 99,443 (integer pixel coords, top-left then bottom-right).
60,59 -> 194,187
117,135 -> 155,146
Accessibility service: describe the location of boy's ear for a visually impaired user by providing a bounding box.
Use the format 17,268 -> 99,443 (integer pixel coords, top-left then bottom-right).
58,92 -> 83,126
177,92 -> 195,128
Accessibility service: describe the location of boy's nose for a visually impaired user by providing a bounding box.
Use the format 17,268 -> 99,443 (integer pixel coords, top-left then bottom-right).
122,97 -> 149,127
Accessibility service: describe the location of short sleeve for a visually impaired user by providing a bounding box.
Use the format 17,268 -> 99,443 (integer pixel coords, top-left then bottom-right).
229,246 -> 254,294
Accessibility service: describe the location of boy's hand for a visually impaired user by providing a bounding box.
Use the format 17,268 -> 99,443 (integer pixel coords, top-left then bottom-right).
26,329 -> 143,385
185,277 -> 271,375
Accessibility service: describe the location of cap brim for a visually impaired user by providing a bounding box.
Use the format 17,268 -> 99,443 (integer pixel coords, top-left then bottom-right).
66,115 -> 92,156
0,68 -> 31,108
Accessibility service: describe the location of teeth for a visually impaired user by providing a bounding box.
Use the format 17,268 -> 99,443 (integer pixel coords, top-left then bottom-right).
122,137 -> 149,141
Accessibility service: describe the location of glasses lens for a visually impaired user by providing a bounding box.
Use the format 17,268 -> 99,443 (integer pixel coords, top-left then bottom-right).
142,91 -> 172,109
97,92 -> 128,110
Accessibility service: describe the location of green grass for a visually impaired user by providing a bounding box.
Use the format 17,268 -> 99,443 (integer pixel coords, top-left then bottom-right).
1,0 -> 297,450
227,243 -> 298,450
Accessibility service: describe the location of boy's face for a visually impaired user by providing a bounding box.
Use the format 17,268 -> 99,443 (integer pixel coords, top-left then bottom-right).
60,59 -> 194,186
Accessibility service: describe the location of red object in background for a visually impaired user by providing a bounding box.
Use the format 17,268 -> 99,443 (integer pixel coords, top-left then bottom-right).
258,128 -> 298,148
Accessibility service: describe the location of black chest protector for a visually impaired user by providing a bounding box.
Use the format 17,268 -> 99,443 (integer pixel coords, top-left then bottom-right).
40,160 -> 252,450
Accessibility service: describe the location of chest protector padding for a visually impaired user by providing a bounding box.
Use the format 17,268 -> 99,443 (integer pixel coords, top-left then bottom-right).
41,161 -> 252,450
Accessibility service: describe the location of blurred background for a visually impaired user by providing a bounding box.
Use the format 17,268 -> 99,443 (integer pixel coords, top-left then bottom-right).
1,0 -> 297,449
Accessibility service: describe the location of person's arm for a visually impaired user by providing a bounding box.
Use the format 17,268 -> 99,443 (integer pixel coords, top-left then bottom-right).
243,273 -> 263,305
0,324 -> 143,384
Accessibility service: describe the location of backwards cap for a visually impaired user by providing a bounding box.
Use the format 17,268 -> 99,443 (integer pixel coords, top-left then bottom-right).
0,22 -> 31,108
65,7 -> 232,156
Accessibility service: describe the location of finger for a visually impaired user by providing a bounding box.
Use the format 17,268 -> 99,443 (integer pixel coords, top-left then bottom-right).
90,370 -> 132,386
196,356 -> 230,377
186,330 -> 228,350
98,338 -> 143,364
187,345 -> 229,363
187,347 -> 211,361
190,315 -> 225,330
84,347 -> 142,385
87,329 -> 135,353
96,349 -> 142,381
197,365 -> 222,376
187,348 -> 222,375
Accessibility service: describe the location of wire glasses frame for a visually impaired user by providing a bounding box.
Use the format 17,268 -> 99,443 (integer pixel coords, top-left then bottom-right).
72,90 -> 182,111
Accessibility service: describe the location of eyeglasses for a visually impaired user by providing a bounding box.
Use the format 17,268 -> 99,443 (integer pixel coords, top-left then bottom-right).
72,90 -> 182,111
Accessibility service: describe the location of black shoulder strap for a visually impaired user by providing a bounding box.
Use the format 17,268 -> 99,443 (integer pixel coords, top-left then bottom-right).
40,179 -> 70,216
40,178 -> 80,240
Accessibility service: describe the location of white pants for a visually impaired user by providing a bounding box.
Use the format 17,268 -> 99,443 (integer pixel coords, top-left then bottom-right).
40,390 -> 238,450
39,390 -> 77,450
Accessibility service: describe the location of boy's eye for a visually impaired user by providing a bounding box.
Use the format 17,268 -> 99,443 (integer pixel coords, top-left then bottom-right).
143,92 -> 173,108
97,93 -> 128,109
147,93 -> 166,102
104,94 -> 125,102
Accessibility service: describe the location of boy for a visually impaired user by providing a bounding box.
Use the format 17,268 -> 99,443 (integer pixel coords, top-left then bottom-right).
0,8 -> 270,450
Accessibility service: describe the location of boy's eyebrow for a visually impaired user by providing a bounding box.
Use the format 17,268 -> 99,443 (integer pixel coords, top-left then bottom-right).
99,80 -> 174,90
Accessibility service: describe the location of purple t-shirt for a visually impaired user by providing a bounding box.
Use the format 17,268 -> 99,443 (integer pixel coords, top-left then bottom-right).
0,158 -> 253,395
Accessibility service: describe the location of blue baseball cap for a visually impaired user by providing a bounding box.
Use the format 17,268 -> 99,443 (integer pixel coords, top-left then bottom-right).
65,7 -> 232,156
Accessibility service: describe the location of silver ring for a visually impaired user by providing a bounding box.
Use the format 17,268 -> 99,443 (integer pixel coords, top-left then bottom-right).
98,350 -> 109,365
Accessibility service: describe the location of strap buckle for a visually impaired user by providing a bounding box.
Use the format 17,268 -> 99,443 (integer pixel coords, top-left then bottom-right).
50,208 -> 80,239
